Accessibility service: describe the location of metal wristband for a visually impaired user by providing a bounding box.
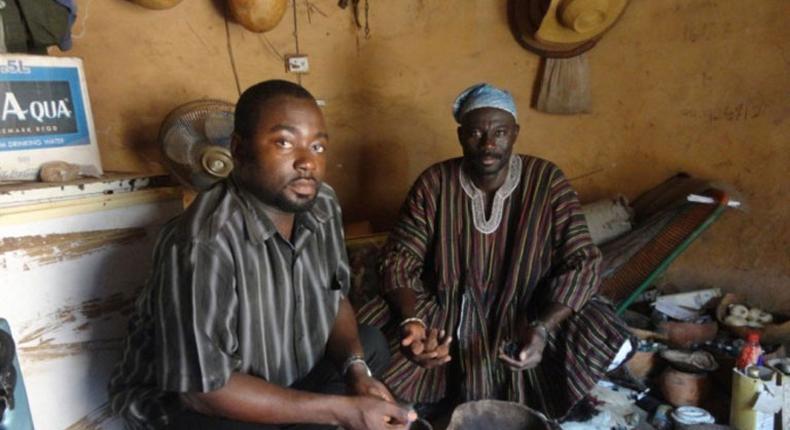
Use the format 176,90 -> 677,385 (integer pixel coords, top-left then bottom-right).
528,320 -> 550,339
399,317 -> 427,329
341,355 -> 372,377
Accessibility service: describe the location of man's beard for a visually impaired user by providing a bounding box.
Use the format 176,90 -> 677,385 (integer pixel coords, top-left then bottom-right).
272,190 -> 318,213
235,169 -> 320,213
467,152 -> 509,176
248,180 -> 319,213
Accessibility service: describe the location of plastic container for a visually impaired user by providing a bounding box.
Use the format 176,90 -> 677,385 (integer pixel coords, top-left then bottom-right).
731,367 -> 776,430
671,406 -> 715,429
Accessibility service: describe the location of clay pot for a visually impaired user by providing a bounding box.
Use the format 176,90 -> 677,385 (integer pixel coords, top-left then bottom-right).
660,350 -> 719,373
659,367 -> 709,407
446,400 -> 551,430
228,0 -> 289,33
657,320 -> 718,349
129,0 -> 183,9
626,350 -> 658,380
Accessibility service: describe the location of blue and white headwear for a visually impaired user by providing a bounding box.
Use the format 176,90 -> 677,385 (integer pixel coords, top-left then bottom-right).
452,83 -> 518,124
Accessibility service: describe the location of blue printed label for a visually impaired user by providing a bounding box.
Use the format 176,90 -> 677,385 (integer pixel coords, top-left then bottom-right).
0,62 -> 91,152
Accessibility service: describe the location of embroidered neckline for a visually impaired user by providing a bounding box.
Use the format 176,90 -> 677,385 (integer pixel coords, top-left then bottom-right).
459,155 -> 522,234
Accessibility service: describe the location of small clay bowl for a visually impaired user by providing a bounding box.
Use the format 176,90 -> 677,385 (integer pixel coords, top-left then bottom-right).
657,320 -> 718,349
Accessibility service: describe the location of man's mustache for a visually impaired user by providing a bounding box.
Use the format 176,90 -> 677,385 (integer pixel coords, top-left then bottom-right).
475,151 -> 503,159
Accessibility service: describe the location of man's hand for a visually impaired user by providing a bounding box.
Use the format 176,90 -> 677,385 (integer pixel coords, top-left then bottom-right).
346,364 -> 396,402
400,323 -> 452,369
498,326 -> 547,371
336,396 -> 417,430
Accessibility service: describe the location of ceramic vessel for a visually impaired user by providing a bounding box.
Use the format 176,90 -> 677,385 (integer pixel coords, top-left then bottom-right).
657,320 -> 718,349
659,367 -> 709,406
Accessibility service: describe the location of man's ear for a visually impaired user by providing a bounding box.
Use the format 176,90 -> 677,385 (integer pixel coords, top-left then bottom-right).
513,123 -> 520,139
230,132 -> 244,160
457,126 -> 463,145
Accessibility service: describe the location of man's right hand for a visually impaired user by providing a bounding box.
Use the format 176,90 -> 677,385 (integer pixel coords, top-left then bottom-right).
337,396 -> 416,430
400,323 -> 452,369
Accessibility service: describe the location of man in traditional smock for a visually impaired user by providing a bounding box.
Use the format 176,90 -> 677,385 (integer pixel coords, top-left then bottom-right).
359,83 -> 634,419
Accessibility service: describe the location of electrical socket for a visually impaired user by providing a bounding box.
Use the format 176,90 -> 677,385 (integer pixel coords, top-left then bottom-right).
285,55 -> 309,74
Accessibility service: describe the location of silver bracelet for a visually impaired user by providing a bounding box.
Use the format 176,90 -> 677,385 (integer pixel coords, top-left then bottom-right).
528,320 -> 550,339
399,317 -> 427,329
341,355 -> 372,377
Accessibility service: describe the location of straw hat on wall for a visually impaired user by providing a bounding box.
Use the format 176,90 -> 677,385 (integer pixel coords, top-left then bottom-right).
510,0 -> 628,58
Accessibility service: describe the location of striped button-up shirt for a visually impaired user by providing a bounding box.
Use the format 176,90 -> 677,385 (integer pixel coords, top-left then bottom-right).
109,179 -> 350,429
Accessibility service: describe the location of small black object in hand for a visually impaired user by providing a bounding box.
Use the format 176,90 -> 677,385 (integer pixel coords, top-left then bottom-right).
503,341 -> 520,359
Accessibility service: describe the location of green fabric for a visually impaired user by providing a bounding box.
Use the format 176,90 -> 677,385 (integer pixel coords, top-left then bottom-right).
0,0 -> 69,54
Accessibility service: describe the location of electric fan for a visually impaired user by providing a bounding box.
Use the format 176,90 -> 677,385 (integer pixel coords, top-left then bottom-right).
159,100 -> 235,191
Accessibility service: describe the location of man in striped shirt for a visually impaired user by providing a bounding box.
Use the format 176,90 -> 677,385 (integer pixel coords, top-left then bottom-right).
109,80 -> 415,430
359,83 -> 634,419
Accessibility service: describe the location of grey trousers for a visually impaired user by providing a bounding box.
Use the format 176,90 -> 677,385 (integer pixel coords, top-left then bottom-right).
169,326 -> 390,430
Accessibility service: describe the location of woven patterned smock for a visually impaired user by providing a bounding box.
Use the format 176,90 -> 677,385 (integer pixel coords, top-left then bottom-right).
108,178 -> 350,429
358,154 -> 632,419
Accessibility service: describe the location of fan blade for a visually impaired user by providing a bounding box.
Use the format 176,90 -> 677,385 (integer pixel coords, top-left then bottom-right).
204,111 -> 235,148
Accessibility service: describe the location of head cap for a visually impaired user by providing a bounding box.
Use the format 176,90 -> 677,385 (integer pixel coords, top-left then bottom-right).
452,83 -> 517,124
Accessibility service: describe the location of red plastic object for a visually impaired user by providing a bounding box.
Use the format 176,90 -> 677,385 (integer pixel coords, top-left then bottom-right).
736,331 -> 763,370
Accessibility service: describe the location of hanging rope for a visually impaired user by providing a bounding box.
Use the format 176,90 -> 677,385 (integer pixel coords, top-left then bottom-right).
223,1 -> 242,96
338,0 -> 370,39
291,0 -> 302,85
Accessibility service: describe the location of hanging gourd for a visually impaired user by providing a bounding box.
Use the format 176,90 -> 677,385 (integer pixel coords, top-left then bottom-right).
129,0 -> 183,10
228,0 -> 289,33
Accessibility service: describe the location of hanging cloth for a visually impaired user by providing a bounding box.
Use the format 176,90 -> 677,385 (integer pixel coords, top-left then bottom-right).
0,0 -> 75,54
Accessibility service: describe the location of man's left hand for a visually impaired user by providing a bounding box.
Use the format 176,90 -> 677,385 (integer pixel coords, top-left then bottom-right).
497,327 -> 547,371
346,365 -> 396,402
